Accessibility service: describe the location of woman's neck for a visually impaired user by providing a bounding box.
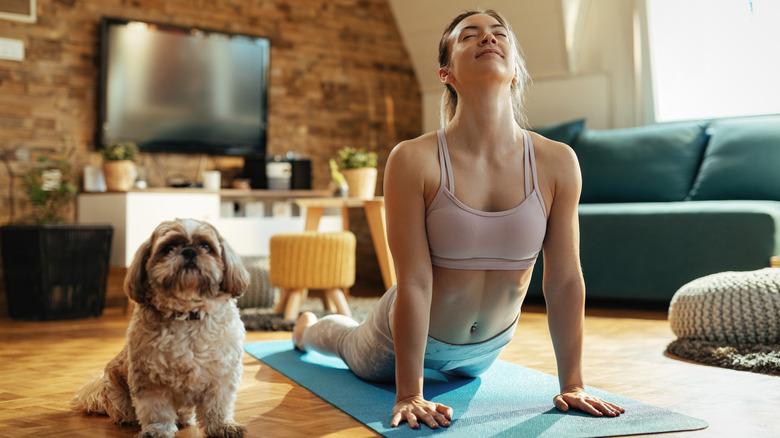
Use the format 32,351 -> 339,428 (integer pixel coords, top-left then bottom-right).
446,85 -> 520,152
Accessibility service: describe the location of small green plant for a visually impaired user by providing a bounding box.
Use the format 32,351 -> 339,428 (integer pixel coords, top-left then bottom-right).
329,159 -> 346,185
336,146 -> 377,169
101,140 -> 138,162
20,147 -> 78,224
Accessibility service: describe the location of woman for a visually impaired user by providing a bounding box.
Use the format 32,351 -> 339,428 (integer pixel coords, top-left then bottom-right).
293,9 -> 624,429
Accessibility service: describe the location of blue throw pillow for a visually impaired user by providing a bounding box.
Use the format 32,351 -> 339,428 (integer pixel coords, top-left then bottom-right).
573,122 -> 709,203
532,119 -> 586,146
688,116 -> 780,201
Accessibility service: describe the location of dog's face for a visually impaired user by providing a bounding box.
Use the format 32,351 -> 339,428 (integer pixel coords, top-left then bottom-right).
125,218 -> 249,312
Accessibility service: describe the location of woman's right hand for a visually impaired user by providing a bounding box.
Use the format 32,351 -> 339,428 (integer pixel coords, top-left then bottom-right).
391,395 -> 453,429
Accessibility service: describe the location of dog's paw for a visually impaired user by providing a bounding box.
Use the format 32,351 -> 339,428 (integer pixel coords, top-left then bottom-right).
204,422 -> 247,438
176,407 -> 196,429
136,422 -> 177,438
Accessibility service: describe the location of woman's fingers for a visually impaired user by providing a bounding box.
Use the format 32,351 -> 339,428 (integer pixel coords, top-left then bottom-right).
391,400 -> 453,429
410,405 -> 450,429
555,391 -> 625,417
436,402 -> 454,420
406,411 -> 421,429
553,394 -> 570,412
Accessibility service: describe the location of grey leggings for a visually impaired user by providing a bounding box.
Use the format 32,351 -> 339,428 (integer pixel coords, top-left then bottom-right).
301,285 -> 518,382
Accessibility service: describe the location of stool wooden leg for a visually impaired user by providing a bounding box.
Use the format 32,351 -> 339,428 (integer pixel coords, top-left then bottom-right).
323,288 -> 351,318
321,294 -> 336,313
283,288 -> 308,321
273,289 -> 290,315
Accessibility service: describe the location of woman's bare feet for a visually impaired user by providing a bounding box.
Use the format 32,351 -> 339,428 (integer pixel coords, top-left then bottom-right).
292,311 -> 318,351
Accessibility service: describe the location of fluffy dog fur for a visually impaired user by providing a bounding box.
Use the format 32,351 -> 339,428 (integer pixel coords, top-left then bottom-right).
73,218 -> 250,438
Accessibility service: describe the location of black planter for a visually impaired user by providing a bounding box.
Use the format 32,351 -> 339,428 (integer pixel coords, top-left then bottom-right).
1,224 -> 113,320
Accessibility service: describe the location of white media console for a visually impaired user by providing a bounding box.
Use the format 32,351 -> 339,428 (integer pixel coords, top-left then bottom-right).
77,188 -> 341,267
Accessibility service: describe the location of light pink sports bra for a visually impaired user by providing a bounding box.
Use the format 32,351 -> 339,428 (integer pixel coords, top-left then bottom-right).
425,129 -> 547,270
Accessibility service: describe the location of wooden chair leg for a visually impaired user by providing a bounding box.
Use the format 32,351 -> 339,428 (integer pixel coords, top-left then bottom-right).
283,288 -> 308,321
321,293 -> 336,313
273,289 -> 290,315
323,288 -> 351,318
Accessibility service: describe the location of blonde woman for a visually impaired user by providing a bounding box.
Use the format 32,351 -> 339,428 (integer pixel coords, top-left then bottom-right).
293,9 -> 624,429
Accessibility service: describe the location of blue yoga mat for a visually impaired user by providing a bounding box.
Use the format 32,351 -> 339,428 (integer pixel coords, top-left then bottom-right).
244,341 -> 707,437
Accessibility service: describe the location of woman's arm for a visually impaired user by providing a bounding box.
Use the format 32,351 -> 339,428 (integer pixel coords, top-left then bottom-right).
384,139 -> 453,429
540,141 -> 624,417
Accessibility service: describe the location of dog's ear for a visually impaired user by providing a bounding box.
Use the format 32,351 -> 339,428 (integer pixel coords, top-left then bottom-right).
124,236 -> 153,304
218,235 -> 249,297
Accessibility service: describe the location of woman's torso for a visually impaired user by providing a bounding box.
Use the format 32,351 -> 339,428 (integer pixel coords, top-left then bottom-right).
421,128 -> 550,345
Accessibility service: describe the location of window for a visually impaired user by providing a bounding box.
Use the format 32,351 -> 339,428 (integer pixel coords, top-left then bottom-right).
646,0 -> 780,122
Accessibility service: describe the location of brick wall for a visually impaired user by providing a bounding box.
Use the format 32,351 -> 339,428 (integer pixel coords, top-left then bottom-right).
0,0 -> 422,314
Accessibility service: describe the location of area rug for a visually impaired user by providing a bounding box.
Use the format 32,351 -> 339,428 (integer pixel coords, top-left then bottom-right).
240,296 -> 377,331
666,339 -> 780,376
245,340 -> 708,438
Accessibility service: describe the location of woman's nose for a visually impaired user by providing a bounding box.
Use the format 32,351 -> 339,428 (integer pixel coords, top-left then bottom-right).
481,33 -> 497,45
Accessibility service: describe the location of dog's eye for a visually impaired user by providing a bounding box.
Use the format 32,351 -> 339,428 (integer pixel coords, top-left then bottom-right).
162,244 -> 176,255
201,243 -> 212,252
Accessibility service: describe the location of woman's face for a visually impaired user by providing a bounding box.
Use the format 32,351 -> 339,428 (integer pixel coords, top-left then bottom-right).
441,13 -> 517,88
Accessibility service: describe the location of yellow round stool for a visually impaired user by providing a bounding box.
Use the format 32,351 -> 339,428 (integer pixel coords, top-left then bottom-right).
270,231 -> 356,321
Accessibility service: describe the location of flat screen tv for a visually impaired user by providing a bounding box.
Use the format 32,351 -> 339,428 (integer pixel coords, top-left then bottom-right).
98,17 -> 270,156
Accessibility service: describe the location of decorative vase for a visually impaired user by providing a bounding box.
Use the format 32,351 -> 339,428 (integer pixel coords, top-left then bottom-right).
103,160 -> 136,192
341,168 -> 377,200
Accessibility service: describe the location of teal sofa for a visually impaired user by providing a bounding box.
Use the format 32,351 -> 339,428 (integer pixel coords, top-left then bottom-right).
529,116 -> 780,303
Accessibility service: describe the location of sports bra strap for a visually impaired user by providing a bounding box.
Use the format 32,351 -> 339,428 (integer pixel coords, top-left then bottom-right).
525,130 -> 540,198
436,129 -> 454,192
523,130 -> 531,198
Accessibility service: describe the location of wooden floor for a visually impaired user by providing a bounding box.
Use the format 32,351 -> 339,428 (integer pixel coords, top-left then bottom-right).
0,303 -> 776,438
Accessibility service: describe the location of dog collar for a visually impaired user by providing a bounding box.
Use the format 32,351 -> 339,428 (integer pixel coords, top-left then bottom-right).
173,310 -> 202,321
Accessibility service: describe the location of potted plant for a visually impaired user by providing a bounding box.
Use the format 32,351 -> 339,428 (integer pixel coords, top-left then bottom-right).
101,140 -> 138,192
0,146 -> 113,320
20,147 -> 78,224
336,146 -> 378,199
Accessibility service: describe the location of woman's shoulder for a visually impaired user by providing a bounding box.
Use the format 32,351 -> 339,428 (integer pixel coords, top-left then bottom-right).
527,130 -> 579,172
387,131 -> 440,170
527,129 -> 581,197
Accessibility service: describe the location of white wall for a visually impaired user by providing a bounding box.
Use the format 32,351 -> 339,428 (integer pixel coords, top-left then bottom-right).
387,0 -> 646,132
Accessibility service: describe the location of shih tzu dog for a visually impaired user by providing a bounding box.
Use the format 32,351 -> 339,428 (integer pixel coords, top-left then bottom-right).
74,218 -> 250,438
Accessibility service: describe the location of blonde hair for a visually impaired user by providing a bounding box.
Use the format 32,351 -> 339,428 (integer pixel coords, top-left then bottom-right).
438,9 -> 531,128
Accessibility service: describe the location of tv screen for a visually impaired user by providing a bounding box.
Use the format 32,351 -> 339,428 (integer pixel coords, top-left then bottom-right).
98,17 -> 270,156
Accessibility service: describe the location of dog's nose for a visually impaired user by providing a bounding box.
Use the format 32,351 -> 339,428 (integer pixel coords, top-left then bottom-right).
182,248 -> 197,260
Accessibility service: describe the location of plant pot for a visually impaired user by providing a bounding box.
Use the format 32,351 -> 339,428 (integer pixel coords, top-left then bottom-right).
103,160 -> 136,192
341,168 -> 377,200
0,224 -> 113,320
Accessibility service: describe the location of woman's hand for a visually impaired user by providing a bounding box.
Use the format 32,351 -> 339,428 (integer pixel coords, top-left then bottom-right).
391,395 -> 453,429
554,387 -> 625,417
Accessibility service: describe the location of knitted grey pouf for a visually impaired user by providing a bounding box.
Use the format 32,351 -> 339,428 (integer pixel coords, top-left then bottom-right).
668,268 -> 780,345
237,256 -> 278,309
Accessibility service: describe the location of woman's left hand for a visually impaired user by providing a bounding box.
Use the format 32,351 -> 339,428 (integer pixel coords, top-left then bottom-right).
553,387 -> 625,417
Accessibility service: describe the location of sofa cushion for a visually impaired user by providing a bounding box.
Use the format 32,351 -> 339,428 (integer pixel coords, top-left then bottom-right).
573,122 -> 709,203
688,116 -> 780,201
527,200 -> 780,301
532,118 -> 586,146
